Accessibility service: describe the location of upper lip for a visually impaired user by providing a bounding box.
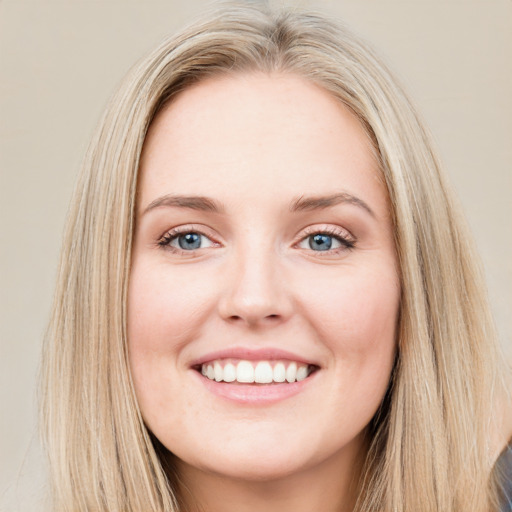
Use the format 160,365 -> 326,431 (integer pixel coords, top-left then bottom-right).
189,347 -> 320,368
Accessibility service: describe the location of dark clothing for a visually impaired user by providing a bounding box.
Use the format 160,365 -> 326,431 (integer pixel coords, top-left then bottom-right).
498,444 -> 512,511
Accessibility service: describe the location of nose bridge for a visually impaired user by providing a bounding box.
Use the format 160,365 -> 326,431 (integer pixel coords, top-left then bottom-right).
218,233 -> 292,326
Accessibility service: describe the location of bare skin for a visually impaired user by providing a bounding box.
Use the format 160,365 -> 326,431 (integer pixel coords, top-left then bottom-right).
128,73 -> 399,511
175,437 -> 367,512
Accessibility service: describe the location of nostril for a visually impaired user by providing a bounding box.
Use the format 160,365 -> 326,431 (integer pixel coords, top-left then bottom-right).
227,313 -> 280,323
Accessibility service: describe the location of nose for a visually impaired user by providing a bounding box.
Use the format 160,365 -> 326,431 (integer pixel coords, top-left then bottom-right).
217,246 -> 294,328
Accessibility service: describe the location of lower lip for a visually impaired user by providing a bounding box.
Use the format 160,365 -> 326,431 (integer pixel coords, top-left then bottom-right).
192,370 -> 318,405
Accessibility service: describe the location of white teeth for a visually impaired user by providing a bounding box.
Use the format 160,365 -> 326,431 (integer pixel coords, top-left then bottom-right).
286,362 -> 297,383
254,362 -> 273,383
273,362 -> 286,382
214,361 -> 223,382
296,365 -> 308,381
223,363 -> 236,382
200,359 -> 313,384
236,361 -> 255,383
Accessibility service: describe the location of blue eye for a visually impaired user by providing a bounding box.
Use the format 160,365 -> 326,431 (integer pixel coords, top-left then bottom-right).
159,230 -> 215,251
177,232 -> 202,250
309,233 -> 334,251
297,229 -> 355,253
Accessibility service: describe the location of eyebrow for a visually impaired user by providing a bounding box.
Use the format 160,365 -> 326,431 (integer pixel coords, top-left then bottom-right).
289,192 -> 375,217
142,192 -> 375,217
143,195 -> 227,215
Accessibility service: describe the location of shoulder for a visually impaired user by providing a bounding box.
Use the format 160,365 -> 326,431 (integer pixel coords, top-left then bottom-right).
496,444 -> 512,512
494,366 -> 512,511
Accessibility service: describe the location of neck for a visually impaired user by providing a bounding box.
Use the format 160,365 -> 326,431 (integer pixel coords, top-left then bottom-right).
172,436 -> 367,512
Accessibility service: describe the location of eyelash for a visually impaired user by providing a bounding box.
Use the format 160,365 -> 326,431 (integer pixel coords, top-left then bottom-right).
157,225 -> 356,256
299,225 -> 356,255
157,225 -> 217,256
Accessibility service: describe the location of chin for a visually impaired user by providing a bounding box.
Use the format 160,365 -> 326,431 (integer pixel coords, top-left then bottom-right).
170,426 -> 358,484
165,427 -> 305,479
185,451 -> 313,482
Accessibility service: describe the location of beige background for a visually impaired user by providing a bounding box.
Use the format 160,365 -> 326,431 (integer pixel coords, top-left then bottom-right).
1,0 -> 510,509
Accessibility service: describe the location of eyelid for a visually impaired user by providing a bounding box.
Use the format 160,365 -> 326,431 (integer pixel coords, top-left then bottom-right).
298,224 -> 354,242
156,223 -> 356,256
294,224 -> 356,255
157,224 -> 221,255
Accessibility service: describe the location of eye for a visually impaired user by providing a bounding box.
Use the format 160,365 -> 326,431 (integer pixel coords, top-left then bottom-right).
158,228 -> 216,253
297,227 -> 355,253
306,233 -> 339,251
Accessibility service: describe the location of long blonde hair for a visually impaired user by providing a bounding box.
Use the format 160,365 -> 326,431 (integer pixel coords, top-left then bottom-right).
40,3 -> 508,511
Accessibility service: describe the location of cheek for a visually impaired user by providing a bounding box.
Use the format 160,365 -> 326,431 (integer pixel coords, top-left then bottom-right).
126,260 -> 203,419
299,263 -> 399,398
127,260 -> 212,355
303,264 -> 399,346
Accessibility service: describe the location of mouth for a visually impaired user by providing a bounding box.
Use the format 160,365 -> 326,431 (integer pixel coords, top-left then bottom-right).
193,359 -> 319,385
190,348 -> 321,403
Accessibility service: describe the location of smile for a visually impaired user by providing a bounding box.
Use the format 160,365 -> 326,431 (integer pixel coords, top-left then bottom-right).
200,359 -> 315,384
190,348 -> 321,403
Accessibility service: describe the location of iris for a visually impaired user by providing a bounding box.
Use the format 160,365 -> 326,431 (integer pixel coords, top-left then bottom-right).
178,233 -> 202,250
309,234 -> 332,251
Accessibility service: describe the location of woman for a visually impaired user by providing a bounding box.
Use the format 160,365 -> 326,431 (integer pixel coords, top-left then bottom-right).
40,3 -> 511,511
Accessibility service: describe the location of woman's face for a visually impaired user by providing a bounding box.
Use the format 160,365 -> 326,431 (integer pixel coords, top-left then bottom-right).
128,73 -> 399,482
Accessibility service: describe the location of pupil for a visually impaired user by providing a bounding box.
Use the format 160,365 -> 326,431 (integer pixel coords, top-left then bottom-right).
179,233 -> 201,250
310,234 -> 332,251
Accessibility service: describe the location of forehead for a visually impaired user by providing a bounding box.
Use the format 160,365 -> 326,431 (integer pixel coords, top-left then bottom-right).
138,72 -> 386,216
